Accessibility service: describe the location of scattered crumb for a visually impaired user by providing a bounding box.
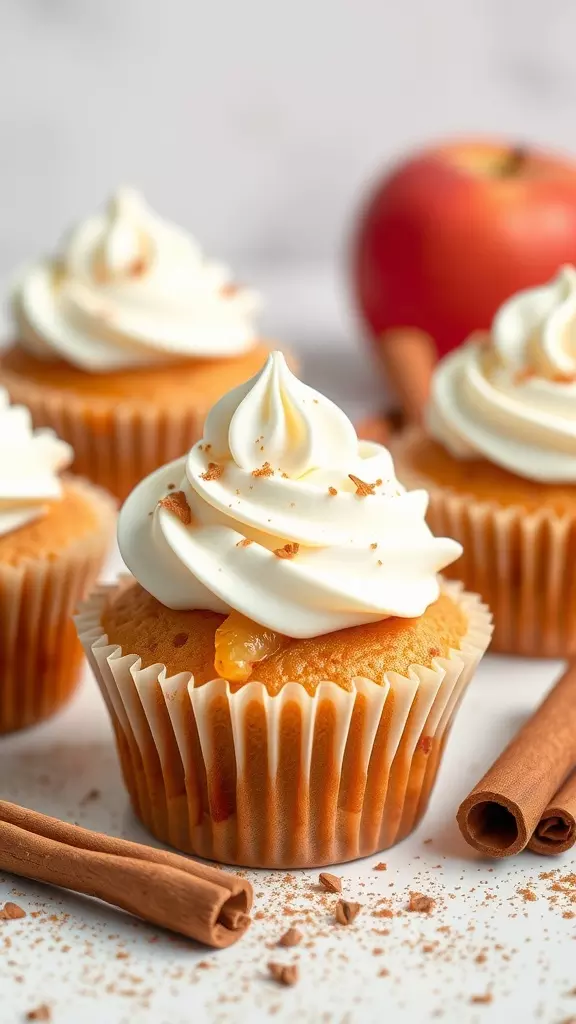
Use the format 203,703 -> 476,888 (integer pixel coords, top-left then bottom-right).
236,539 -> 253,548
470,993 -> 493,1005
407,893 -> 435,914
348,474 -> 382,496
328,487 -> 338,496
274,543 -> 300,560
26,1007 -> 51,1022
253,462 -> 274,478
0,903 -> 26,920
277,928 -> 303,948
268,962 -> 299,987
335,901 -> 362,926
319,873 -> 342,894
200,462 -> 225,482
373,863 -> 387,871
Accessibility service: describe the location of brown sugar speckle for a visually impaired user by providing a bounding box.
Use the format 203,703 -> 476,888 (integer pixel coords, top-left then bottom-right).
268,962 -> 299,987
274,543 -> 300,560
0,902 -> 26,920
407,893 -> 435,914
200,462 -> 225,482
158,490 -> 192,525
319,873 -> 342,894
335,900 -> 361,925
277,927 -> 303,948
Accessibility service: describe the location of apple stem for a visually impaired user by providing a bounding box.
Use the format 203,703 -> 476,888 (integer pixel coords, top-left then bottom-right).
499,146 -> 528,177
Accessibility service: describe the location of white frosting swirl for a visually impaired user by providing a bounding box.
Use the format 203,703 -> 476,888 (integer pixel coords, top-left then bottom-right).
0,389 -> 73,538
119,353 -> 461,638
428,265 -> 576,483
12,187 -> 261,372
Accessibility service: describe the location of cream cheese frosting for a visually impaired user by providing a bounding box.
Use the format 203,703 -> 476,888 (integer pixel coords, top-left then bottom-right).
0,388 -> 73,538
119,353 -> 462,638
12,187 -> 261,372
428,265 -> 576,483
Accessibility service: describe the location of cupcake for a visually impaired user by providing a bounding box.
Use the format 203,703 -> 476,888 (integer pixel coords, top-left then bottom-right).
0,389 -> 115,734
1,187 -> 277,503
391,265 -> 576,657
76,353 -> 491,867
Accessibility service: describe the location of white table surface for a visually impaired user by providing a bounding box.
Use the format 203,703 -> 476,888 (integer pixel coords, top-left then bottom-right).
1,267 -> 575,1024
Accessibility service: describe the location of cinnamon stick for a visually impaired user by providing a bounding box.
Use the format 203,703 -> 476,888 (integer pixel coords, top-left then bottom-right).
528,770 -> 576,856
0,800 -> 252,947
457,664 -> 576,858
376,328 -> 437,425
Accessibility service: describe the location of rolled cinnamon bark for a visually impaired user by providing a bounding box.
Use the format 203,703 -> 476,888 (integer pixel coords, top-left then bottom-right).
0,800 -> 252,947
376,328 -> 437,425
457,664 -> 576,858
528,771 -> 576,856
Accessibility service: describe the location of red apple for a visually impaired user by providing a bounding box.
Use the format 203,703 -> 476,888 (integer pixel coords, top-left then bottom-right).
352,138 -> 576,364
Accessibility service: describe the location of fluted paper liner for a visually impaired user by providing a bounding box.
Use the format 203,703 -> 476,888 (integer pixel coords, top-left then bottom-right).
393,439 -> 576,656
0,480 -> 116,734
0,373 -> 202,504
76,582 -> 491,868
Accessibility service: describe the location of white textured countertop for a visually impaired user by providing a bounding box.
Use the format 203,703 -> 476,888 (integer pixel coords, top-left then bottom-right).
1,268 -> 575,1024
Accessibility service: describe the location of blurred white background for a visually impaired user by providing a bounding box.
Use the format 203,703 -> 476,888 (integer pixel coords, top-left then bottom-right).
2,0 -> 576,275
2,0 -> 576,417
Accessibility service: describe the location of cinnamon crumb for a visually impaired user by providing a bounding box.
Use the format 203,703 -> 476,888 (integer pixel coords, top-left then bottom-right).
319,872 -> 342,894
0,903 -> 26,920
517,888 -> 537,902
277,927 -> 302,948
26,1007 -> 51,1022
370,542 -> 378,550
407,893 -> 435,914
328,487 -> 338,496
158,491 -> 192,525
274,543 -> 300,560
470,993 -> 492,1005
200,462 -> 225,482
268,962 -> 299,986
252,462 -> 274,478
334,900 -> 361,925
373,862 -> 387,871
348,474 -> 382,496
236,539 -> 253,548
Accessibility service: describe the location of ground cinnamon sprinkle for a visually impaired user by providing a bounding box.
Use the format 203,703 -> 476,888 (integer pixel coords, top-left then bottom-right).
328,487 -> 338,496
274,543 -> 300,560
348,474 -> 383,496
158,491 -> 192,525
253,462 -> 274,478
407,893 -> 435,914
236,539 -> 253,548
200,462 -> 225,482
268,962 -> 299,986
0,902 -> 26,920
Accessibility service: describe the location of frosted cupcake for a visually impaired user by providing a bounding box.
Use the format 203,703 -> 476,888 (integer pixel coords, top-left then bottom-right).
0,390 -> 115,733
1,188 -> 276,502
391,265 -> 576,656
77,353 -> 491,867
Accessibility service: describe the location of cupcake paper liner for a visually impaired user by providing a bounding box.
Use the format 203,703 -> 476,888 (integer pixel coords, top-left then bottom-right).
426,491 -> 576,657
0,372 -> 202,504
0,479 -> 116,734
76,581 -> 492,868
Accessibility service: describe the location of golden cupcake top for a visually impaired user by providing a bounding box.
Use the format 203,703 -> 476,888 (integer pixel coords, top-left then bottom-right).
12,187 -> 261,372
429,265 -> 576,483
118,353 -> 462,654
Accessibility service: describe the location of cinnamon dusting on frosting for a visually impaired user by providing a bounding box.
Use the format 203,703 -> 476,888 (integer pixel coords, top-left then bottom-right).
200,462 -> 224,482
349,474 -> 382,497
158,491 -> 192,525
274,542 -> 300,560
252,462 -> 274,478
